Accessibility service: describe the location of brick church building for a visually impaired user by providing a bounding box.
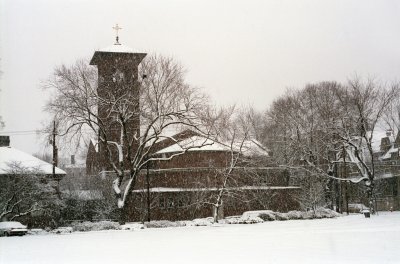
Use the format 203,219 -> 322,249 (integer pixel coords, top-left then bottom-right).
86,35 -> 299,222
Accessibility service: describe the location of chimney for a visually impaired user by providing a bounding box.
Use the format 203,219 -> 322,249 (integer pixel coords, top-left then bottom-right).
71,155 -> 76,165
0,136 -> 10,147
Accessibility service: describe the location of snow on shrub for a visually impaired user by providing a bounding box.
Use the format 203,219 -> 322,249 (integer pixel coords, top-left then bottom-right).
236,208 -> 340,224
290,208 -> 341,220
240,210 -> 275,223
258,211 -> 277,222
51,227 -> 73,234
71,221 -> 121,232
219,216 -> 241,224
120,223 -> 145,231
274,212 -> 289,221
314,208 -> 341,218
237,211 -> 265,224
239,216 -> 264,224
286,211 -> 303,220
145,220 -> 185,228
190,217 -> 214,226
303,211 -> 316,219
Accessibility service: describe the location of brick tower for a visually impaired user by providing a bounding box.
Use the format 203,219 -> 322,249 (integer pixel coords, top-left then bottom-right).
88,25 -> 146,172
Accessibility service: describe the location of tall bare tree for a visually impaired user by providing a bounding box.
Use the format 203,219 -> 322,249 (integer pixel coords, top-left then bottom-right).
44,54 -> 212,221
191,106 -> 269,222
263,79 -> 399,211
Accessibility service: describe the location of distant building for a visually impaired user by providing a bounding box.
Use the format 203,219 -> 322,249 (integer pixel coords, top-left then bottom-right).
335,131 -> 400,212
373,131 -> 400,211
128,130 -> 299,222
0,136 -> 66,177
0,135 -> 66,225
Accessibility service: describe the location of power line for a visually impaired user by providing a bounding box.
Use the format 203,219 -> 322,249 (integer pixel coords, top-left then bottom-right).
0,128 -> 95,135
0,129 -> 46,133
0,130 -> 47,136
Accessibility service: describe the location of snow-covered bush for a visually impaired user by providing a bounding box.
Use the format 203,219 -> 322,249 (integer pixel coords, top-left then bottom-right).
237,211 -> 266,224
274,212 -> 289,221
239,216 -> 264,224
286,210 -> 304,220
51,227 -> 73,234
241,210 -> 275,223
191,217 -> 214,226
71,221 -> 120,232
303,211 -> 316,219
145,220 -> 186,228
236,208 -> 340,224
120,223 -> 145,230
314,208 -> 341,218
219,216 -> 241,224
258,211 -> 277,221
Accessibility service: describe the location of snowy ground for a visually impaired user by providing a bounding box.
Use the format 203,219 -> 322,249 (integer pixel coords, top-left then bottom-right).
1,212 -> 399,264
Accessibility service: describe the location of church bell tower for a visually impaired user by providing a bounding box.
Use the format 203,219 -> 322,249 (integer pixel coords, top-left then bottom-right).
89,24 -> 147,161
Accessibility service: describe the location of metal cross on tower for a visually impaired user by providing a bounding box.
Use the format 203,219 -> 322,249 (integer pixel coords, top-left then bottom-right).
113,23 -> 122,45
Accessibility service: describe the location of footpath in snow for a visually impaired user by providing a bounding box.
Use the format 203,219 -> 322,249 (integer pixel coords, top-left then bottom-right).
1,212 -> 399,264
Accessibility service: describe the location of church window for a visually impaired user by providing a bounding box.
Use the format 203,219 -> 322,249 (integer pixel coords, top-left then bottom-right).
261,175 -> 272,185
159,197 -> 166,208
112,69 -> 125,83
167,197 -> 174,208
177,197 -> 184,207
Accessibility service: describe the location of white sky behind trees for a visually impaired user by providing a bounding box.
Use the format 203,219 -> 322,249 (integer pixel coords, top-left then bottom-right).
1,0 -> 400,155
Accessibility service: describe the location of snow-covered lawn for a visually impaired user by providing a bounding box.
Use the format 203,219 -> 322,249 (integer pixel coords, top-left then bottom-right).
1,212 -> 400,264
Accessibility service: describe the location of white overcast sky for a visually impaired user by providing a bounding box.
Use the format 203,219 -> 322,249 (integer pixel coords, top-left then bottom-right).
1,0 -> 400,155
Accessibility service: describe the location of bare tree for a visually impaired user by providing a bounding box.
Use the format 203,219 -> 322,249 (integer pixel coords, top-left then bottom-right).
44,54 -> 212,221
0,162 -> 63,225
192,106 -> 266,223
263,79 -> 399,212
334,78 -> 399,210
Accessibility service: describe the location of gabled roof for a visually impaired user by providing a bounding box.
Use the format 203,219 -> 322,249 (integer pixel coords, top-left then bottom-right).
155,133 -> 269,157
98,43 -> 137,53
380,146 -> 399,160
0,147 -> 66,175
148,129 -> 199,153
156,136 -> 228,154
90,43 -> 147,65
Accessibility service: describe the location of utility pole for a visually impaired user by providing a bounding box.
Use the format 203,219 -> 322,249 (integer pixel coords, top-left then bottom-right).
52,120 -> 60,199
52,120 -> 58,175
343,146 -> 349,215
146,157 -> 151,222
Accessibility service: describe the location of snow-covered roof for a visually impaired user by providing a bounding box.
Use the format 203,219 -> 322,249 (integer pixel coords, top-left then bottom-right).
369,130 -> 396,153
132,186 -> 300,193
0,147 -> 66,175
380,146 -> 399,160
238,139 -> 270,157
155,135 -> 269,157
90,43 -> 146,66
98,43 -> 137,53
156,136 -> 229,154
